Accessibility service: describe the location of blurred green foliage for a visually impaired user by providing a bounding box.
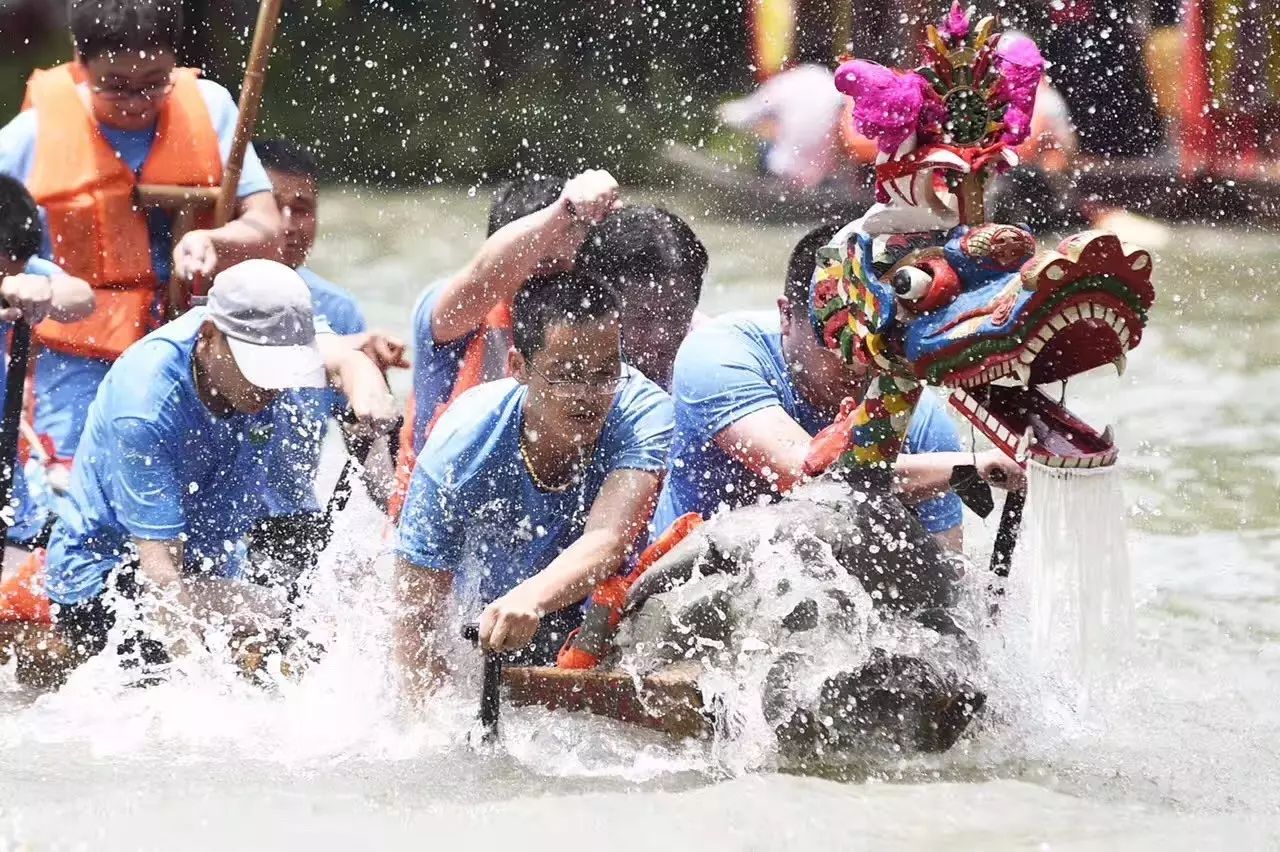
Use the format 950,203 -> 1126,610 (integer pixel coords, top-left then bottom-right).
1,0 -> 753,185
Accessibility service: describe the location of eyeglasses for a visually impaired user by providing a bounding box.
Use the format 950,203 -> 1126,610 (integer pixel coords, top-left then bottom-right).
90,76 -> 175,103
529,364 -> 628,398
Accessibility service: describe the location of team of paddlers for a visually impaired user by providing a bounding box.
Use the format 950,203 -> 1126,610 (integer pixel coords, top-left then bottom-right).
0,0 -> 1028,698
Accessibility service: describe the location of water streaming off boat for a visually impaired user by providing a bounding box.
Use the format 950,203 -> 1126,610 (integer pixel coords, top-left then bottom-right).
2,190 -> 1278,850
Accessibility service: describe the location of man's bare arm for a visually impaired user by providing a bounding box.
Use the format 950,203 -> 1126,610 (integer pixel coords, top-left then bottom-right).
394,559 -> 455,703
712,405 -> 814,496
315,333 -> 398,434
479,468 -> 661,652
172,192 -> 283,281
430,170 -> 620,344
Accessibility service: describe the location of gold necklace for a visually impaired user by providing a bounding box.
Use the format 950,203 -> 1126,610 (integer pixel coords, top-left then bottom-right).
519,434 -> 578,494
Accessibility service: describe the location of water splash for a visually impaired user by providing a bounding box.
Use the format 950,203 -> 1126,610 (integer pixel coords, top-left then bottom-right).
1004,461 -> 1135,712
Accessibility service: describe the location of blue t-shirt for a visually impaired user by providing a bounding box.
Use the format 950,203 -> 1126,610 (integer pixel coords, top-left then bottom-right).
652,311 -> 964,535
297,266 -> 367,417
408,281 -> 482,454
44,308 -> 326,606
260,266 -> 368,518
0,78 -> 274,460
396,369 -> 673,606
0,257 -> 64,542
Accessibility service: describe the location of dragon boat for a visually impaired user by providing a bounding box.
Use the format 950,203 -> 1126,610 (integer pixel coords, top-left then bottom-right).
500,8 -> 1156,755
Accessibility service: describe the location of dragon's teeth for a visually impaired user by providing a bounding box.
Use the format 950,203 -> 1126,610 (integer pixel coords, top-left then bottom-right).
1013,362 -> 1032,387
1048,313 -> 1069,331
1114,353 -> 1127,376
1015,426 -> 1034,462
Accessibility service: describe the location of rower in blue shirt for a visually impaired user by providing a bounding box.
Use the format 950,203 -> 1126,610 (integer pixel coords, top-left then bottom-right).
0,0 -> 282,466
654,225 -> 1024,552
0,175 -> 95,551
44,260 -> 397,673
251,139 -> 408,575
395,270 -> 672,701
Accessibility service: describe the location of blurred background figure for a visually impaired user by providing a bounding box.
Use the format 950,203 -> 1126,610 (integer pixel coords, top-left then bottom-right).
718,63 -> 850,190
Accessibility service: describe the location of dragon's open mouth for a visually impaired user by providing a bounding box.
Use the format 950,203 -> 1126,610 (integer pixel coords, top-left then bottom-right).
945,294 -> 1136,468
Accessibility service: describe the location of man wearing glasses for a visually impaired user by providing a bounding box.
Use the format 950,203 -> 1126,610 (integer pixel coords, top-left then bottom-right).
0,0 -> 280,475
393,271 -> 672,701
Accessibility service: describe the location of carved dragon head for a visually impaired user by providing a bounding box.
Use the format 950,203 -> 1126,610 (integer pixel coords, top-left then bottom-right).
811,4 -> 1154,471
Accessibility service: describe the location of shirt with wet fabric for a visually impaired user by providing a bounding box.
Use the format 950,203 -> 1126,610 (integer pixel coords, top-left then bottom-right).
260,266 -> 368,517
651,310 -> 965,536
44,308 -> 332,606
396,367 -> 672,606
408,281 -> 488,454
0,78 -> 273,460
296,265 -> 367,417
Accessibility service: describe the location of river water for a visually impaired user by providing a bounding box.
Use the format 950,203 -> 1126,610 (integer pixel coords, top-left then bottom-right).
1,190 -> 1277,849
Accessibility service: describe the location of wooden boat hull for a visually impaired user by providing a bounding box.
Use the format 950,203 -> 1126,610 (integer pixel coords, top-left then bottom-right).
502,663 -> 712,739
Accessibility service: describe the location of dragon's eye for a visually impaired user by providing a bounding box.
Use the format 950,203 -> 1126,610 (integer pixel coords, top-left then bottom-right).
891,267 -> 932,300
890,257 -> 960,312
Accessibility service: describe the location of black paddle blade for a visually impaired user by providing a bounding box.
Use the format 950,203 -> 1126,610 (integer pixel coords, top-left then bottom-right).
989,489 -> 1026,580
950,465 -> 995,519
0,320 -> 31,557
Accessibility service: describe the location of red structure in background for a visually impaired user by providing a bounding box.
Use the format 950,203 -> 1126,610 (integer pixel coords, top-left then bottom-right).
1180,0 -> 1280,179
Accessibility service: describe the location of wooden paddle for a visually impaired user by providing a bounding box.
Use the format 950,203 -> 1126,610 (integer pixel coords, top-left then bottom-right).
148,0 -> 286,318
213,0 -> 284,228
0,319 -> 31,571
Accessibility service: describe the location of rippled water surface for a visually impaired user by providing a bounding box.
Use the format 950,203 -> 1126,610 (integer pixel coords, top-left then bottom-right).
1,189 -> 1278,850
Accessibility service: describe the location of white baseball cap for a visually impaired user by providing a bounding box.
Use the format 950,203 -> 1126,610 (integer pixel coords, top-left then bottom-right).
206,259 -> 326,390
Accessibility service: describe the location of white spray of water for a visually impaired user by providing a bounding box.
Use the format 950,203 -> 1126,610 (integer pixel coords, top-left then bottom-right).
1004,460 -> 1135,709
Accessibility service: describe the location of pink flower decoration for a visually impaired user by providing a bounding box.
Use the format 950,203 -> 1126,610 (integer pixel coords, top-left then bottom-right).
940,2 -> 970,43
835,59 -> 937,154
993,34 -> 1044,144
1001,105 -> 1033,147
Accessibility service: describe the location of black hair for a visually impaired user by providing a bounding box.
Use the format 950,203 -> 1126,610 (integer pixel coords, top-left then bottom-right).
784,222 -> 844,306
576,205 -> 708,310
254,138 -> 319,180
487,174 -> 565,236
512,271 -> 621,360
0,175 -> 43,264
69,0 -> 184,59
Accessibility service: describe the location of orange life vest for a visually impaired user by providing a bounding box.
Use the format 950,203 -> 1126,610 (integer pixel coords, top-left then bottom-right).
24,63 -> 223,361
388,301 -> 514,522
0,549 -> 51,625
556,512 -> 704,669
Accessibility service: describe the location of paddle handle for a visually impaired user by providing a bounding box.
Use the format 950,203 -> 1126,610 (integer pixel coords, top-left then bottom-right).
462,623 -> 502,743
214,0 -> 285,226
0,320 -> 31,560
989,489 -> 1026,580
